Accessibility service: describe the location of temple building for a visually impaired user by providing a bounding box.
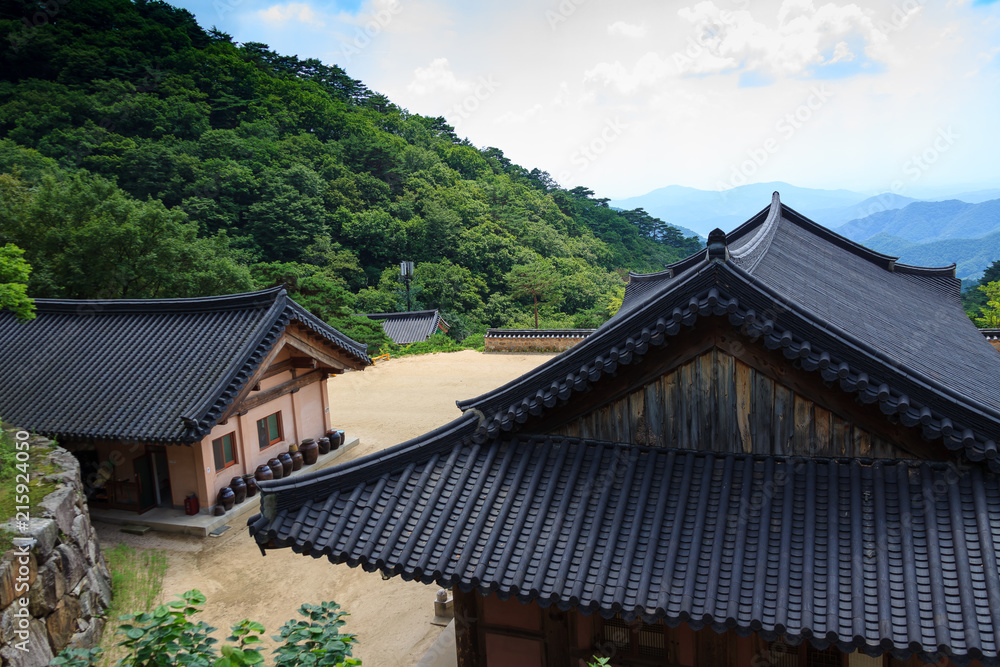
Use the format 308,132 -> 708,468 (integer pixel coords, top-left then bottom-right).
250,194 -> 1000,667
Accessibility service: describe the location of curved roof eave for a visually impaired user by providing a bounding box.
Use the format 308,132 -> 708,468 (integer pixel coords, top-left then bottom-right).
457,261 -> 1000,468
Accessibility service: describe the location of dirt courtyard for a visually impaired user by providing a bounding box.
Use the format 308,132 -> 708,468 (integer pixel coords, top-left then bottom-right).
95,350 -> 555,666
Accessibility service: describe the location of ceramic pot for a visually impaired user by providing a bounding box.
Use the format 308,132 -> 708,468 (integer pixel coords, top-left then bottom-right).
244,475 -> 259,497
230,476 -> 247,504
268,457 -> 284,480
301,439 -> 320,465
316,437 -> 330,456
290,450 -> 304,471
278,452 -> 293,476
254,464 -> 273,482
217,486 -> 235,512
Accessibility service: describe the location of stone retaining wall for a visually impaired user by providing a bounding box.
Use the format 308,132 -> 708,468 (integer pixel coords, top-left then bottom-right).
1,430 -> 111,667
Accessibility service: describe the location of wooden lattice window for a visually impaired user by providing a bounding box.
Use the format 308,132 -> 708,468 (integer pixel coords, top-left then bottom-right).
764,639 -> 846,667
599,615 -> 679,663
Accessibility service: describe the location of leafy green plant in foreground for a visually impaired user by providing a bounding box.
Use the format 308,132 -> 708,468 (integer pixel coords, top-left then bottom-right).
53,590 -> 360,667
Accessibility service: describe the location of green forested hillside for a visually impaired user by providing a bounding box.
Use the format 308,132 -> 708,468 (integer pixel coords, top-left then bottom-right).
0,0 -> 701,349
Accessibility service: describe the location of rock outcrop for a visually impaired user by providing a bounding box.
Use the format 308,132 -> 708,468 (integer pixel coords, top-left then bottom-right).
1,431 -> 111,667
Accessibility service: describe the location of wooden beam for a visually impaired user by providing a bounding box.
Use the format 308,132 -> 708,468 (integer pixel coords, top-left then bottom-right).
261,359 -> 294,380
453,587 -> 482,667
236,369 -> 324,416
218,339 -> 289,423
290,357 -> 317,369
285,325 -> 367,371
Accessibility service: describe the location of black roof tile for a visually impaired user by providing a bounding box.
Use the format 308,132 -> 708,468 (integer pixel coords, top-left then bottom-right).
0,287 -> 370,443
360,310 -> 448,345
250,422 -> 1000,665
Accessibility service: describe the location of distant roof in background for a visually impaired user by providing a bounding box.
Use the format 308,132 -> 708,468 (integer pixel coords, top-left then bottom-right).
485,329 -> 596,339
984,329 -> 1000,341
361,310 -> 448,345
0,287 -> 370,444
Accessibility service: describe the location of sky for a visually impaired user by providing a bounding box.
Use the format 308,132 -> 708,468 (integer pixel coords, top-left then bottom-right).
170,0 -> 1000,200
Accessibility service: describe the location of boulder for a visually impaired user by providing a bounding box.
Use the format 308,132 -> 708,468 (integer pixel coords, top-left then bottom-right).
28,564 -> 60,616
0,618 -> 53,667
55,544 -> 86,593
37,486 -> 77,536
87,563 -> 112,610
22,518 -> 59,561
69,616 -> 104,650
46,596 -> 82,653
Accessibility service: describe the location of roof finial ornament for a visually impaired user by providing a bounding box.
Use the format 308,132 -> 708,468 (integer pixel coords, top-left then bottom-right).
706,228 -> 729,262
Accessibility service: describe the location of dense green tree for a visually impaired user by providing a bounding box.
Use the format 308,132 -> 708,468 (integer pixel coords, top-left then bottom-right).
0,172 -> 252,298
506,257 -> 562,329
975,282 -> 1000,328
0,242 -> 34,319
0,0 -> 702,339
964,260 -> 1000,317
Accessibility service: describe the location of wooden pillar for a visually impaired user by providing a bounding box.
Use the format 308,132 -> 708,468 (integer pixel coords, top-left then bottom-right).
193,441 -> 210,512
453,587 -> 482,667
320,373 -> 332,431
676,624 -> 696,666
288,369 -> 300,445
543,607 -> 571,666
235,412 -> 250,477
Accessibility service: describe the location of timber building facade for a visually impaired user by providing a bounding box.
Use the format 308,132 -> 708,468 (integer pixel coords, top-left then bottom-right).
250,194 -> 1000,667
0,287 -> 370,514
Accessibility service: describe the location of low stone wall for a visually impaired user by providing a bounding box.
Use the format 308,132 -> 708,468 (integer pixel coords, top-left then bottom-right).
1,430 -> 112,667
484,329 -> 595,354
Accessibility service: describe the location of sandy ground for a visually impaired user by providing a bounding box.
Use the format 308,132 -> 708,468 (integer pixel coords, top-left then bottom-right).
95,350 -> 555,667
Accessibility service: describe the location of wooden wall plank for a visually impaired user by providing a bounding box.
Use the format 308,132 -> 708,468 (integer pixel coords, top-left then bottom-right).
629,389 -> 649,446
832,417 -> 850,456
793,395 -> 812,454
753,370 -> 774,455
773,384 -> 793,456
716,350 -> 735,453
735,360 -> 753,453
542,347 -> 916,462
679,361 -> 693,449
663,372 -> 679,448
813,405 -> 832,456
645,377 -> 665,449
854,428 -> 871,458
697,351 -> 714,449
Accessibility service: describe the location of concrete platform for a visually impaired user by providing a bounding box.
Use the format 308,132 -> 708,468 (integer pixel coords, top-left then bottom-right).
416,619 -> 456,667
90,437 -> 359,537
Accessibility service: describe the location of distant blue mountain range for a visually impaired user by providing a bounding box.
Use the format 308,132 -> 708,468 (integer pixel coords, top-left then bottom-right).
610,182 -> 1000,281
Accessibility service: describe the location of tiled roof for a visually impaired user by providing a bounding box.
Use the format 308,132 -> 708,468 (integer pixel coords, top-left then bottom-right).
458,193 -> 1000,468
250,422 -> 1000,665
485,328 -> 596,339
0,287 -> 370,443
984,329 -> 1000,341
360,310 -> 448,345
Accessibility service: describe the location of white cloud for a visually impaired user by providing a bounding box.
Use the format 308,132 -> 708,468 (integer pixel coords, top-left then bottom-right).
584,52 -> 677,94
406,58 -> 472,95
827,40 -> 854,63
608,21 -> 648,39
675,0 -> 898,77
258,2 -> 325,27
494,104 -> 543,125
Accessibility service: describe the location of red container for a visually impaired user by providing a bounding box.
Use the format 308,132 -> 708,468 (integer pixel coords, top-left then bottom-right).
184,493 -> 200,516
